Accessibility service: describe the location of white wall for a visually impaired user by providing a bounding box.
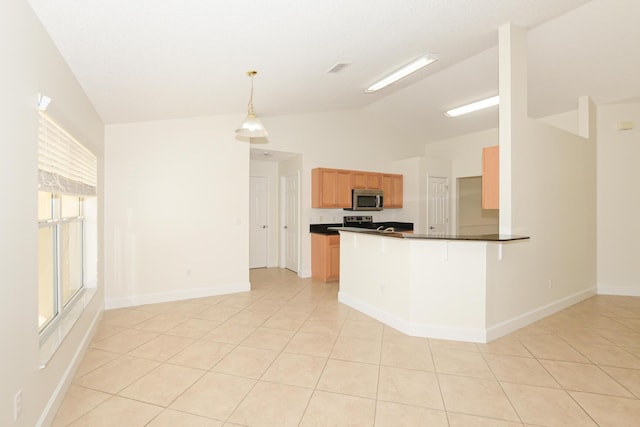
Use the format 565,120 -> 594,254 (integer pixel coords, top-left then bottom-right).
0,2 -> 105,426
539,110 -> 579,135
104,109 -> 421,289
597,102 -> 640,295
530,102 -> 640,296
104,116 -> 250,307
485,24 -> 597,330
486,106 -> 597,328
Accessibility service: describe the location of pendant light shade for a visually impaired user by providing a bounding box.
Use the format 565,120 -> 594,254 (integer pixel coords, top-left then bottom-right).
235,70 -> 268,138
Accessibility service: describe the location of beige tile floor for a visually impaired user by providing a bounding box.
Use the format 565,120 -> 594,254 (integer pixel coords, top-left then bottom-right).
53,268 -> 640,426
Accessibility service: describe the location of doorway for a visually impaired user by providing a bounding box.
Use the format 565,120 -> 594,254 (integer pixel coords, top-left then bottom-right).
427,176 -> 449,234
457,176 -> 498,235
249,148 -> 301,273
249,176 -> 268,268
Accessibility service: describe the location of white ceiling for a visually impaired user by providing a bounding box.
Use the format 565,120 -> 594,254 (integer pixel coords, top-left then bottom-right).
27,0 -> 640,143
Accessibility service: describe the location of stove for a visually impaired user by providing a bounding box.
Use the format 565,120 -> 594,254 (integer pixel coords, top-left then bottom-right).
343,215 -> 376,229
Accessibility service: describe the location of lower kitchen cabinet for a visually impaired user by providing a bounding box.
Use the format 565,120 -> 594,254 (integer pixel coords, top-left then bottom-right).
311,233 -> 340,282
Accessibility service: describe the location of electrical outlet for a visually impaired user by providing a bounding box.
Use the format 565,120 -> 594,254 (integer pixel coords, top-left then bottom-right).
186,267 -> 192,277
548,279 -> 553,289
14,389 -> 22,421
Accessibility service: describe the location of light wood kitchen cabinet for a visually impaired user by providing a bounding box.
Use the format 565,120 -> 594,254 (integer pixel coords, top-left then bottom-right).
312,168 -> 353,208
312,167 -> 403,209
482,145 -> 499,209
382,173 -> 403,208
352,171 -> 382,189
311,233 -> 340,282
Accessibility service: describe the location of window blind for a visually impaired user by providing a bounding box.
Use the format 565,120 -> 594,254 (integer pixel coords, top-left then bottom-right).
38,112 -> 97,196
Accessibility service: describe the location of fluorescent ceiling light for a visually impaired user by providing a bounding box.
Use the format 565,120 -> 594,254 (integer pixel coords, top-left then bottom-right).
445,95 -> 499,117
365,54 -> 439,93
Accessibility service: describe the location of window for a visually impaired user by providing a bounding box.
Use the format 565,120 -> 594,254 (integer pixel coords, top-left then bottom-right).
37,112 -> 97,334
37,193 -> 85,329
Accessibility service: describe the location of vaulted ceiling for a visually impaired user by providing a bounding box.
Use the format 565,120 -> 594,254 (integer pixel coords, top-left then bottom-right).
27,0 -> 640,142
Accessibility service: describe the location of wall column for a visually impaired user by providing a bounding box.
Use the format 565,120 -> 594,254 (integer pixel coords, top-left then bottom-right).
498,23 -> 527,234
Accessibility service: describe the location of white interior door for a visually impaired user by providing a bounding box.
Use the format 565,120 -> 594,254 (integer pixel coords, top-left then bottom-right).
427,176 -> 449,234
250,176 -> 268,268
283,173 -> 299,272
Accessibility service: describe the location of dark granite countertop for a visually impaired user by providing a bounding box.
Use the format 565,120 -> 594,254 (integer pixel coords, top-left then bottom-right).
331,227 -> 529,242
309,223 -> 342,235
310,222 -> 414,235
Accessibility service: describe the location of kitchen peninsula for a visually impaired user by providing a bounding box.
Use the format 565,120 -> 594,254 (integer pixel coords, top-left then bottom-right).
310,216 -> 413,282
333,227 -> 529,343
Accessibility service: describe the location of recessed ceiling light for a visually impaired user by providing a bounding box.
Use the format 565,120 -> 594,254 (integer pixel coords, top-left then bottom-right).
365,54 -> 439,93
444,95 -> 500,117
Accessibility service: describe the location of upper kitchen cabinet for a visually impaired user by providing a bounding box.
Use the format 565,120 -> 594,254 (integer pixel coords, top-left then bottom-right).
352,171 -> 382,189
482,145 -> 499,209
312,168 -> 353,208
312,167 -> 403,209
382,173 -> 403,208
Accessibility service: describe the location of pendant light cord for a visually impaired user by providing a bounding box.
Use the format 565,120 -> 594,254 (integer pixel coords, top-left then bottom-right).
247,70 -> 257,115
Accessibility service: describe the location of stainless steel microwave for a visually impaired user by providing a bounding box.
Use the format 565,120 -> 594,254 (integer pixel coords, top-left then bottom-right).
345,188 -> 384,211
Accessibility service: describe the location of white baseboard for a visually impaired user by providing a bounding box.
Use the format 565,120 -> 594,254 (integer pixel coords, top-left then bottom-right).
340,286 -> 598,344
597,285 -> 640,297
299,269 -> 312,279
104,282 -> 250,310
485,286 -> 596,342
338,292 -> 487,343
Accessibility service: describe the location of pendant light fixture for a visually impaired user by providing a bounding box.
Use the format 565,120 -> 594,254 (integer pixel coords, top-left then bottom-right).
235,70 -> 268,138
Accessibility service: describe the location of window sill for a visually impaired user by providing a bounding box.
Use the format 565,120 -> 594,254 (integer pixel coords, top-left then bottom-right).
39,288 -> 97,369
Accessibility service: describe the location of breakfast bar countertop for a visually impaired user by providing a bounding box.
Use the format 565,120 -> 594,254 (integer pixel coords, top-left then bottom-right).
330,227 -> 529,242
